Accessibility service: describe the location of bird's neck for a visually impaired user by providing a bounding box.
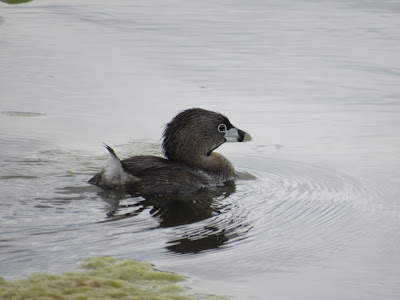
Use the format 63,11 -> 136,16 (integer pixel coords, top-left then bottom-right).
195,152 -> 235,181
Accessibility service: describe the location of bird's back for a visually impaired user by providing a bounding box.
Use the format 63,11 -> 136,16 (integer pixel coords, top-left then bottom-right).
89,155 -> 213,196
122,156 -> 212,195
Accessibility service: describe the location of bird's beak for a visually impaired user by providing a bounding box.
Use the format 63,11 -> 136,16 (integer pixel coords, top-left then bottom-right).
224,127 -> 252,142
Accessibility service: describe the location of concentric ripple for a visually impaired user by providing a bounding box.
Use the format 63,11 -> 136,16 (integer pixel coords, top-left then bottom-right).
162,157 -> 371,274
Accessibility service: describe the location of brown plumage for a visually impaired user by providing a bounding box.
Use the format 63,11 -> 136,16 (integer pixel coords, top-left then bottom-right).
88,108 -> 251,196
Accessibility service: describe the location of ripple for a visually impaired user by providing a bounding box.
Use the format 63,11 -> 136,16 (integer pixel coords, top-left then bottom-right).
164,157 -> 372,275
0,111 -> 46,117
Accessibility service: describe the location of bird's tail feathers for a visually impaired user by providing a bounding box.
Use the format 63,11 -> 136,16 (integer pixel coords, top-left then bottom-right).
102,144 -> 128,184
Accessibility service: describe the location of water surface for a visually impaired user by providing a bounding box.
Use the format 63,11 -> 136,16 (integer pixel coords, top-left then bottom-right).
1,0 -> 400,299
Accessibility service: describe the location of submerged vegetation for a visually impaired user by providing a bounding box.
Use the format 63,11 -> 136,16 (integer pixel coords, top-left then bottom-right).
0,257 -> 222,300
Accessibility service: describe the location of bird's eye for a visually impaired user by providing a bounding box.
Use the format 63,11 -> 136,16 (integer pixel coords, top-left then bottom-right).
218,123 -> 227,132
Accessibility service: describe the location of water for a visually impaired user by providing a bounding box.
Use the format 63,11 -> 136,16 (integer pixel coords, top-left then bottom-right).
1,0 -> 400,299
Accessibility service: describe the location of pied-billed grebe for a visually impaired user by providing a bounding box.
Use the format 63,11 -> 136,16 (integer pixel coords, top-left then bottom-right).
89,108 -> 251,195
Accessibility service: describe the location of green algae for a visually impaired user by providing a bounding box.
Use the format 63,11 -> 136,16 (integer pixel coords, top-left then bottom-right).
0,257 -> 198,300
0,0 -> 34,4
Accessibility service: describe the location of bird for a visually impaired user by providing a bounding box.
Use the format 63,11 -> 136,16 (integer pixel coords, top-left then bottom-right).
88,108 -> 252,196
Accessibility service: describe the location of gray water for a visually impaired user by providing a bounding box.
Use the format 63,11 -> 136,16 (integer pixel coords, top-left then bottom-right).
1,0 -> 400,299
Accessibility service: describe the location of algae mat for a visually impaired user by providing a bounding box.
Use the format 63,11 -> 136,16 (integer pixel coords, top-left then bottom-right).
0,257 -> 222,300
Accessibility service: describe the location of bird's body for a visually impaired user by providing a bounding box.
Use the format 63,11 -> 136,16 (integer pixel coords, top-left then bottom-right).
89,108 -> 251,196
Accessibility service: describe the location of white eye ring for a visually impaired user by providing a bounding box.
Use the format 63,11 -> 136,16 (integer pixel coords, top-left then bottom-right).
218,123 -> 227,132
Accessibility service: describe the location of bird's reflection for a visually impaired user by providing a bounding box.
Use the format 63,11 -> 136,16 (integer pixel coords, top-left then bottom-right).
166,226 -> 229,254
100,181 -> 236,254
